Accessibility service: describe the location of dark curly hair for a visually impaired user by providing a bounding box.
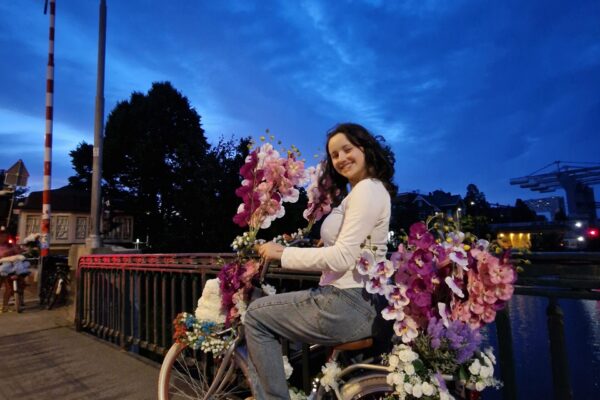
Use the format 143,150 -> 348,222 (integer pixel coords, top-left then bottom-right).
319,122 -> 397,206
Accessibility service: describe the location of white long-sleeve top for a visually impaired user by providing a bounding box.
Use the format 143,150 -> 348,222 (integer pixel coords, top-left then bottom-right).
281,178 -> 391,289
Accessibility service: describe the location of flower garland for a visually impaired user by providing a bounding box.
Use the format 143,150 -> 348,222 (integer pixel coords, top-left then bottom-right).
218,137 -> 312,327
355,216 -> 516,398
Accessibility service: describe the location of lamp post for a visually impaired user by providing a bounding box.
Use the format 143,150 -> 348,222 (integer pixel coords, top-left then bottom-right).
86,0 -> 107,250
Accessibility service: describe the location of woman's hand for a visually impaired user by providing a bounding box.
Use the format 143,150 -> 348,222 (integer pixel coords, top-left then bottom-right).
258,242 -> 285,262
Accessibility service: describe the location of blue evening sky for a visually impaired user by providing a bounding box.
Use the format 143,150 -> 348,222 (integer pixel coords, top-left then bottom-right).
1,0 -> 599,207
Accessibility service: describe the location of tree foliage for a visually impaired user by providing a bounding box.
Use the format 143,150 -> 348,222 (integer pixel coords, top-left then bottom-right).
462,184 -> 491,237
512,199 -> 538,222
68,142 -> 93,191
66,82 -> 312,252
65,82 -> 247,251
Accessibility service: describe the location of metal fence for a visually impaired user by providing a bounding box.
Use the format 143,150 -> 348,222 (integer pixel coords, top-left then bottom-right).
75,252 -> 600,400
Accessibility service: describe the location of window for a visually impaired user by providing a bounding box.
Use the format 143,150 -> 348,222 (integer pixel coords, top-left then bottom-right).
104,216 -> 133,241
76,217 -> 88,239
52,216 -> 69,240
25,216 -> 40,236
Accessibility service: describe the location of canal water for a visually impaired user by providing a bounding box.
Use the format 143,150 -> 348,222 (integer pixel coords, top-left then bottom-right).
483,295 -> 600,399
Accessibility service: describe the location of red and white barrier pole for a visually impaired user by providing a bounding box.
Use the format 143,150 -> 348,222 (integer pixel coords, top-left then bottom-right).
41,0 -> 56,258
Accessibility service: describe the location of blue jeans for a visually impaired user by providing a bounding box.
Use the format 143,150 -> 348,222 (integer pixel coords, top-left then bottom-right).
244,285 -> 378,399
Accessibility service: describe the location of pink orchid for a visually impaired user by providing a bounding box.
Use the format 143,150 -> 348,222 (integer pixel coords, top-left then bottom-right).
356,251 -> 376,277
482,288 -> 499,304
373,260 -> 395,280
494,283 -> 514,301
382,304 -> 406,321
487,263 -> 514,285
449,247 -> 469,270
394,317 -> 419,343
303,162 -> 332,223
285,156 -> 308,186
408,222 -> 435,250
482,307 -> 497,324
384,284 -> 410,308
468,300 -> 485,315
366,277 -> 387,295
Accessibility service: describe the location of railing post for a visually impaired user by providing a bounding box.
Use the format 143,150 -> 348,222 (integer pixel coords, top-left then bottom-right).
75,263 -> 83,331
120,265 -> 126,349
495,307 -> 517,400
546,296 -> 573,400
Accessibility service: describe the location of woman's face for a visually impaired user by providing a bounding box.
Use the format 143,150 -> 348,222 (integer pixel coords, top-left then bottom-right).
327,132 -> 368,186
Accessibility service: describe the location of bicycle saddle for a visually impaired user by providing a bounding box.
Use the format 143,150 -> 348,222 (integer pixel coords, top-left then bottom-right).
333,337 -> 373,351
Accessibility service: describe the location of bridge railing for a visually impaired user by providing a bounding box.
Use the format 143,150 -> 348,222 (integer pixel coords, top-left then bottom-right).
75,252 -> 600,399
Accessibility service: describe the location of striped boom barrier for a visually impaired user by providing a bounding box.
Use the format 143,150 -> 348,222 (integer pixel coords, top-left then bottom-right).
41,0 -> 56,257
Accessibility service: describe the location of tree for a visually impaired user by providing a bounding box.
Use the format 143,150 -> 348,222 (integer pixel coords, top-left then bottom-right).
101,82 -> 215,251
67,82 -> 314,251
462,184 -> 491,237
464,184 -> 490,216
512,199 -> 538,222
68,142 -> 93,191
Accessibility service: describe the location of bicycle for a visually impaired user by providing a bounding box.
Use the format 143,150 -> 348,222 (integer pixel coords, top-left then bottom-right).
39,255 -> 70,310
157,259 -> 396,400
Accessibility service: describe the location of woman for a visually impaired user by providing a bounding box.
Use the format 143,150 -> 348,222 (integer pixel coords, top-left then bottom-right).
245,122 -> 397,399
0,232 -> 21,313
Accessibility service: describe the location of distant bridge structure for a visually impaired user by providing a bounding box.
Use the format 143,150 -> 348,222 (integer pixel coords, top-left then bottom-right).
510,161 -> 600,222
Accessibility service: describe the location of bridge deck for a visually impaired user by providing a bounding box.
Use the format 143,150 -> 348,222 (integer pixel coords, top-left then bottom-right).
0,285 -> 158,400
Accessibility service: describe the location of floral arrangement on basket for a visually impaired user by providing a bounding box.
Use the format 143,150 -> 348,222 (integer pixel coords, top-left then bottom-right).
356,216 -> 516,399
173,137 -> 331,354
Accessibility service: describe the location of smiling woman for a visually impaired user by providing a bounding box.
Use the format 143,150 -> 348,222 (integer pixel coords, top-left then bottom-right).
249,123 -> 398,399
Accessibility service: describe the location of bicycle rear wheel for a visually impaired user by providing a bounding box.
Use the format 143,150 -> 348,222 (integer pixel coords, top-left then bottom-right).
317,374 -> 393,400
158,342 -> 248,400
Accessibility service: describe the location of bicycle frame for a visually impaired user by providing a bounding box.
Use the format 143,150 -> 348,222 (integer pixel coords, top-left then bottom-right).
201,327 -> 244,399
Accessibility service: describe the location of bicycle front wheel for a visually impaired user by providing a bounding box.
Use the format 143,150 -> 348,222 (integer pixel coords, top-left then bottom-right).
158,342 -> 248,400
47,277 -> 65,310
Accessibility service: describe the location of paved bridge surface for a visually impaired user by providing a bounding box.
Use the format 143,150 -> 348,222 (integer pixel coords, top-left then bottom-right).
0,286 -> 159,400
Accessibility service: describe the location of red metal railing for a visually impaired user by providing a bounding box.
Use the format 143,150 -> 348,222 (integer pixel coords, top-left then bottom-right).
76,252 -> 600,399
75,253 -> 319,356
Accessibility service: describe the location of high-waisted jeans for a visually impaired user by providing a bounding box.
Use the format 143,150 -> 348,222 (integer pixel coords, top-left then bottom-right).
244,285 -> 379,399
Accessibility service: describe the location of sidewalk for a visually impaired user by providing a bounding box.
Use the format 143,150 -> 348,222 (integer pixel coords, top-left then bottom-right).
0,282 -> 160,399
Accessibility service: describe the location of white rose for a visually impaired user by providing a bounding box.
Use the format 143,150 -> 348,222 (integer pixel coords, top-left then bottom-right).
403,363 -> 415,375
475,380 -> 486,391
393,372 -> 404,385
439,390 -> 451,400
398,349 -> 417,363
261,283 -> 277,296
412,384 -> 423,398
387,372 -> 403,386
386,374 -> 394,385
479,365 -> 491,378
421,382 -> 434,396
468,359 -> 481,375
403,382 -> 413,395
484,347 -> 497,364
388,354 -> 400,368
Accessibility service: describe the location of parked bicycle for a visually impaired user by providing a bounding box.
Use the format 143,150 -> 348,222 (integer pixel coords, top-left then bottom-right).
39,255 -> 70,310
